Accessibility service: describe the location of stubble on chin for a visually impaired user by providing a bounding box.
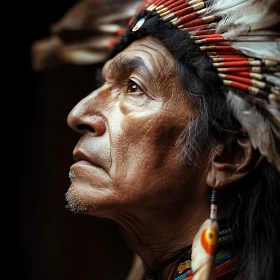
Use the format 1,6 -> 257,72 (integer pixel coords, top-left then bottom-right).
65,187 -> 96,214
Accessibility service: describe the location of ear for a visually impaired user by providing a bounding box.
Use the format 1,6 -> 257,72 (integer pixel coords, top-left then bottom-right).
206,135 -> 264,190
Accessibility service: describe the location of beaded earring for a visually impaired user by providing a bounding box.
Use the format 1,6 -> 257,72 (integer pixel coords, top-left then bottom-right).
190,189 -> 218,279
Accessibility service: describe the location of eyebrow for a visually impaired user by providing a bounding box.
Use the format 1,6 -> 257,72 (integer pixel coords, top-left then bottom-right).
106,55 -> 155,82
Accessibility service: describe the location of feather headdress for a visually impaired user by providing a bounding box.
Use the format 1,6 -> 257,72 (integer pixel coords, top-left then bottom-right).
31,0 -> 142,70
115,0 -> 280,173
32,0 -> 280,172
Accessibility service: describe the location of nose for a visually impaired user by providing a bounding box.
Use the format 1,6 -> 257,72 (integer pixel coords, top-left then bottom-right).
67,89 -> 107,137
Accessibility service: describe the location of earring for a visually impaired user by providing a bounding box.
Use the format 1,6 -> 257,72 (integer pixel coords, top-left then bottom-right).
210,190 -> 217,220
190,189 -> 219,279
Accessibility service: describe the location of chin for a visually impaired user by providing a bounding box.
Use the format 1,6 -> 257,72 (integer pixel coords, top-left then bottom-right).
66,163 -> 116,212
64,182 -> 117,218
64,185 -> 94,214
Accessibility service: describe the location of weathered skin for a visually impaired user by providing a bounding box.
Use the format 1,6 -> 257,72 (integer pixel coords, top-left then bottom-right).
66,35 -> 261,277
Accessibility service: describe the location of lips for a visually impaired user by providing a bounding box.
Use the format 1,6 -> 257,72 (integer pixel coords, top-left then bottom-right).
73,150 -> 102,169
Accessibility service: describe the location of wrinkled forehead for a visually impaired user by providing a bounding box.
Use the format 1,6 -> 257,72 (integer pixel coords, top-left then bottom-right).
110,14 -> 221,92
103,36 -> 177,79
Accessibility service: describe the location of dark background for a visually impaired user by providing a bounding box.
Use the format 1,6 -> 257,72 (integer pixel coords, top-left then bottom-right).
16,1 -> 133,279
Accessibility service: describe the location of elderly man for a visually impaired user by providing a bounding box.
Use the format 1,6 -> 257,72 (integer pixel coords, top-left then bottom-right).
64,0 -> 280,279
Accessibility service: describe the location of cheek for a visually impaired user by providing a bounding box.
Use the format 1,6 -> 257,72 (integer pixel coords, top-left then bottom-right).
106,88 -> 194,204
117,114 -> 184,165
108,113 -> 189,202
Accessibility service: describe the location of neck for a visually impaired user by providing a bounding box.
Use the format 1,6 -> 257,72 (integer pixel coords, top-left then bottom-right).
115,195 -> 210,276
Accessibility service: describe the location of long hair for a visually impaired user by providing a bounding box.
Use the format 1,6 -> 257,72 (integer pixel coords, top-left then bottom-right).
229,161 -> 280,280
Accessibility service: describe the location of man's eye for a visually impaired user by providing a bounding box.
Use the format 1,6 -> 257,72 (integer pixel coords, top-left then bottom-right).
127,80 -> 143,94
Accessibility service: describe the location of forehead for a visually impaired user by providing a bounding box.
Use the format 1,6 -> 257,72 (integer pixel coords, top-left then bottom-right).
103,36 -> 177,79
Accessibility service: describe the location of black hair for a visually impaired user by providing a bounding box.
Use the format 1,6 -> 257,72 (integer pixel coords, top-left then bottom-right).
111,9 -> 280,280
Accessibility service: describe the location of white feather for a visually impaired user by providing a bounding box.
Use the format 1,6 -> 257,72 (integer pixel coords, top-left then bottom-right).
191,219 -> 218,280
226,30 -> 280,41
226,91 -> 280,172
206,0 -> 280,39
206,0 -> 249,14
230,41 -> 280,60
265,74 -> 280,87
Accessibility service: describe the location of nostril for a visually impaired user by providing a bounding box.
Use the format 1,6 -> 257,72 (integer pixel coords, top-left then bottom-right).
76,124 -> 95,133
75,117 -> 106,136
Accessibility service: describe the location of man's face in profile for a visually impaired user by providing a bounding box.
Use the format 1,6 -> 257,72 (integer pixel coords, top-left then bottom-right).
66,36 -> 208,218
